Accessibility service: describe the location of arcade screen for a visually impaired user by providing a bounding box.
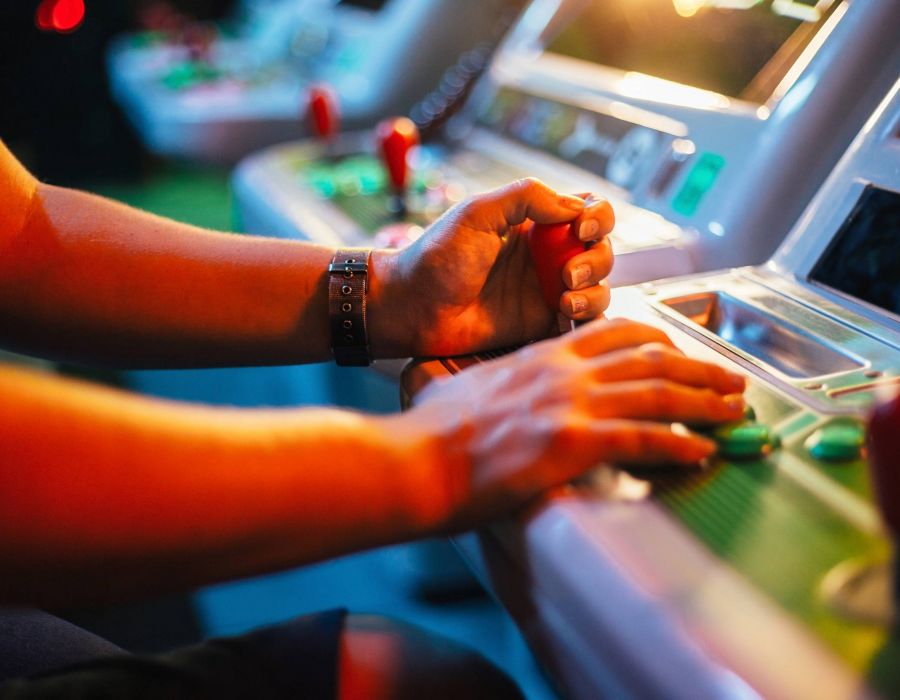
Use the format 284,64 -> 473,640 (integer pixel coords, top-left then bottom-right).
542,0 -> 838,102
810,186 -> 900,317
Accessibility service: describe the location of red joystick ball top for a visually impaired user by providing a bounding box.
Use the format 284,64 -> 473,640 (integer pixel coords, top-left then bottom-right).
527,221 -> 585,312
307,84 -> 340,142
868,388 -> 900,536
376,117 -> 419,193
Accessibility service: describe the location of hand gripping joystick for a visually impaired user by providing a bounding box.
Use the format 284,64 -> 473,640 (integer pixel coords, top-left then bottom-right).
527,221 -> 586,332
376,117 -> 419,218
868,389 -> 900,602
307,84 -> 340,153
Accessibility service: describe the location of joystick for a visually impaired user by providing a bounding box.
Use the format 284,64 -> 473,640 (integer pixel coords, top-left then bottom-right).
376,117 -> 419,218
182,22 -> 216,64
528,221 -> 585,332
868,388 -> 900,602
307,84 -> 340,155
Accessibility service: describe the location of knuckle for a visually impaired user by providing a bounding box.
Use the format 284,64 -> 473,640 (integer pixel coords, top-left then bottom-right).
452,196 -> 481,222
608,317 -> 638,332
552,418 -> 583,452
513,176 -> 542,197
638,343 -> 670,373
708,363 -> 730,387
650,380 -> 675,413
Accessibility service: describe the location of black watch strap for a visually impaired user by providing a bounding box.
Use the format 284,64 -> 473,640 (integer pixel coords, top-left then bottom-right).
328,249 -> 371,366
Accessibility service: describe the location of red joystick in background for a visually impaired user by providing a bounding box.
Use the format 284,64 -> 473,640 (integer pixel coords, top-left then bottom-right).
307,84 -> 340,146
869,389 -> 900,533
867,388 -> 900,600
528,221 -> 585,315
376,117 -> 419,216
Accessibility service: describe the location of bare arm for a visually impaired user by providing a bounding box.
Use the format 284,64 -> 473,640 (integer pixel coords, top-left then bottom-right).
0,363 -> 446,606
0,139 -> 615,368
0,182 -> 340,367
0,319 -> 745,609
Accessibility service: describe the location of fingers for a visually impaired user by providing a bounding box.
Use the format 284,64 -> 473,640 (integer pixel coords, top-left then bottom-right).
592,420 -> 716,465
558,233 -> 612,321
460,178 -> 585,232
589,380 -> 745,424
562,237 -> 613,290
570,197 -> 615,243
561,280 -> 610,320
568,318 -> 678,357
590,342 -> 746,395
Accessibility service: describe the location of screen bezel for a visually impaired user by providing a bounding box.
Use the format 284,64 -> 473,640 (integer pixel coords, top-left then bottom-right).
501,0 -> 842,109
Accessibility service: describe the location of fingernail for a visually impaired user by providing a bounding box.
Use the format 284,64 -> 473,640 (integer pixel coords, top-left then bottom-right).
698,437 -> 717,456
571,264 -> 591,287
570,295 -> 588,314
579,219 -> 599,241
697,438 -> 717,466
560,195 -> 585,210
725,395 -> 745,412
726,373 -> 746,391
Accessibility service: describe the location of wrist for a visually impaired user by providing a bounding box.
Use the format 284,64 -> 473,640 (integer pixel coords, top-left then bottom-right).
375,406 -> 473,536
366,248 -> 413,359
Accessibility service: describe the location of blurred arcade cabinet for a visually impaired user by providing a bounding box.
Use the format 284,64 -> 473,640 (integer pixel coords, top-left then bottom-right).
107,0 -> 529,163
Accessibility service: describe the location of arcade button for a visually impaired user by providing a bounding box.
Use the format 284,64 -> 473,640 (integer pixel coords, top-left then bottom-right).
162,61 -> 220,90
806,421 -> 866,462
711,421 -> 773,460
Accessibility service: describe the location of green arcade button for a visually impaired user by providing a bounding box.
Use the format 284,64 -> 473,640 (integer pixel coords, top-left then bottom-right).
712,421 -> 772,460
805,421 -> 866,462
162,61 -> 221,90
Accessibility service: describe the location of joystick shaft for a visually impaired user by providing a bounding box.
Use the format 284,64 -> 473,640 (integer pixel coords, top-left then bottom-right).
307,84 -> 340,153
376,117 -> 419,218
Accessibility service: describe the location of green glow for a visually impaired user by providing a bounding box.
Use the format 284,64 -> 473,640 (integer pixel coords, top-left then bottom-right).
806,420 -> 866,462
712,420 -> 772,459
672,152 -> 725,216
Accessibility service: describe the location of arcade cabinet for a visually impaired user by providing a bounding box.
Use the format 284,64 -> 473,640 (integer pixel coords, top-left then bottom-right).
235,0 -> 900,279
406,77 -> 900,700
109,0 -> 526,163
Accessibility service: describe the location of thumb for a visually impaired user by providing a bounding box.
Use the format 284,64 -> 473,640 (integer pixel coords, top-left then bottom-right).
460,178 -> 585,234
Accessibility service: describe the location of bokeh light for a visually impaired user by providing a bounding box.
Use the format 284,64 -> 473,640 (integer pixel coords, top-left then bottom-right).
35,0 -> 86,34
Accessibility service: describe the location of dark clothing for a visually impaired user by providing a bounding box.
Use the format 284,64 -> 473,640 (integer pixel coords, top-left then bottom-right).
0,609 -> 125,682
0,609 -> 346,699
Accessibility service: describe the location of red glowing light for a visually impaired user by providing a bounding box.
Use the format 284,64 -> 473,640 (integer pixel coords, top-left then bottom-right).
35,0 -> 85,33
36,0 -> 54,30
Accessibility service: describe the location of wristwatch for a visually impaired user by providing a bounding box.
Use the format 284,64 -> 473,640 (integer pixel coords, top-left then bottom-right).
328,249 -> 371,366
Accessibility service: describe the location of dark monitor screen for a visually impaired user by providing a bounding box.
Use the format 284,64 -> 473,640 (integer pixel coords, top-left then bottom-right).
337,0 -> 389,10
542,0 -> 837,102
810,186 -> 900,317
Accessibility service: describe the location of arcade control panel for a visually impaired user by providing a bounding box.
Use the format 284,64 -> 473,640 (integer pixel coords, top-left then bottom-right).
404,81 -> 900,699
234,0 -> 900,282
235,106 -> 688,285
108,0 -> 525,163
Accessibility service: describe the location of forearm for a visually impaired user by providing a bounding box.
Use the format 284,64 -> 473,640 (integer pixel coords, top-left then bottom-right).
0,182 -> 377,367
0,365 -> 450,607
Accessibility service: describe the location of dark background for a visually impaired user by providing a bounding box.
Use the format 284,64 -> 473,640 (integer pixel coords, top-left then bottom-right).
0,1 -> 234,184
